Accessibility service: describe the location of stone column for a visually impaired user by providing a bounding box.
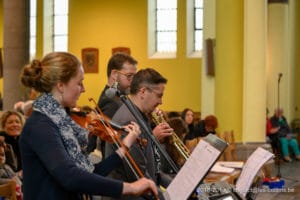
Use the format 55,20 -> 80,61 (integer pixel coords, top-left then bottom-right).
292,0 -> 300,119
201,0 -> 216,117
242,0 -> 268,142
266,0 -> 289,117
3,0 -> 30,110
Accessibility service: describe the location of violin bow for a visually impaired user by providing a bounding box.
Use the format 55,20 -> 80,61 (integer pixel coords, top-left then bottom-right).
88,98 -> 146,179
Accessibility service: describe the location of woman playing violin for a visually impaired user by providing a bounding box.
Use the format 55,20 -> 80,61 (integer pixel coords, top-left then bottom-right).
19,52 -> 158,200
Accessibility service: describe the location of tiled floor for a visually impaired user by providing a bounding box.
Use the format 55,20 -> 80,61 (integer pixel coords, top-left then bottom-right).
255,159 -> 300,200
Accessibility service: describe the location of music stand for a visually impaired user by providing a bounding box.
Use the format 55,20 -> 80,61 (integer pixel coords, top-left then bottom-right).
276,73 -> 283,178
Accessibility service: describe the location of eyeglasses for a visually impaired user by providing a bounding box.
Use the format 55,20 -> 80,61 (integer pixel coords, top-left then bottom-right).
146,87 -> 163,98
117,70 -> 135,80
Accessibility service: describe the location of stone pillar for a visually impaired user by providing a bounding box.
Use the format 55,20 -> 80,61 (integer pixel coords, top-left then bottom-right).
3,0 -> 30,110
292,0 -> 300,119
266,0 -> 289,117
214,0 -> 244,142
242,0 -> 268,142
201,0 -> 216,117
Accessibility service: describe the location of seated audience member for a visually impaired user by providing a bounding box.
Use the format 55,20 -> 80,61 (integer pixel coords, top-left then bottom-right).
167,111 -> 181,119
0,92 -> 2,111
13,100 -> 34,118
181,108 -> 197,141
185,114 -> 218,152
270,108 -> 300,162
0,136 -> 22,199
197,115 -> 218,137
0,111 -> 24,172
13,89 -> 38,118
266,108 -> 280,156
13,101 -> 25,114
181,108 -> 201,152
167,117 -> 188,142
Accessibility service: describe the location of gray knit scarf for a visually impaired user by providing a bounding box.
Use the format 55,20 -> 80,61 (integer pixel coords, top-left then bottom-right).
33,93 -> 94,172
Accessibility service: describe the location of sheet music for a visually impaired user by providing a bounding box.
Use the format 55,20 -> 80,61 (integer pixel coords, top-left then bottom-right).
217,161 -> 244,169
163,139 -> 221,200
211,162 -> 235,173
235,147 -> 274,197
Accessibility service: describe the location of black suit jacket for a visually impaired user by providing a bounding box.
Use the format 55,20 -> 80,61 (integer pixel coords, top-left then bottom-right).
105,104 -> 170,200
87,85 -> 124,154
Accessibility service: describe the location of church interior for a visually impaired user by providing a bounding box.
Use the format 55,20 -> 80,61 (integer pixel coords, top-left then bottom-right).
0,0 -> 299,199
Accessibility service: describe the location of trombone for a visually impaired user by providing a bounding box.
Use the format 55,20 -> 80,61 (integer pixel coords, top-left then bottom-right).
151,109 -> 190,161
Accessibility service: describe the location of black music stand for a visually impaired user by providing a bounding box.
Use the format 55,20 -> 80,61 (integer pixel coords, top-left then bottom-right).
275,73 -> 283,178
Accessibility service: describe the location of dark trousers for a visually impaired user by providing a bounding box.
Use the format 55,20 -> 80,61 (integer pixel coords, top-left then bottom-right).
269,134 -> 281,158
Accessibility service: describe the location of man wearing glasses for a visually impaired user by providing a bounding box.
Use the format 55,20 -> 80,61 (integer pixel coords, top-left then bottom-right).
87,52 -> 138,156
104,68 -> 173,200
97,52 -> 137,118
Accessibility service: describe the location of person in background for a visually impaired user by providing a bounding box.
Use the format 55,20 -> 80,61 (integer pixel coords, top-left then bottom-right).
184,111 -> 218,152
0,136 -> 22,199
0,110 -> 24,172
167,117 -> 188,143
19,52 -> 158,200
105,68 -> 173,200
196,115 -> 218,137
266,108 -> 281,158
150,109 -> 186,174
163,117 -> 188,170
13,100 -> 34,118
181,108 -> 198,141
94,52 -> 138,157
181,108 -> 200,152
13,89 -> 37,118
270,108 -> 300,162
167,111 -> 181,119
0,92 -> 3,111
0,145 -> 19,183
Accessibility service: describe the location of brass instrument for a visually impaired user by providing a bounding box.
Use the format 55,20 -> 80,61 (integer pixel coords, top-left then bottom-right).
151,110 -> 190,161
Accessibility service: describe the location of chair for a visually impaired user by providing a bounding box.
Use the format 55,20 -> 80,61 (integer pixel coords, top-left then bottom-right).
218,130 -> 237,161
0,179 -> 17,200
185,137 -> 202,153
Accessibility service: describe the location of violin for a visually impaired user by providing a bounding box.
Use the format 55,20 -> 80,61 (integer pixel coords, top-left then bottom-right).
71,100 -> 158,199
71,109 -> 147,147
70,110 -> 121,143
70,111 -> 89,129
70,108 -> 141,173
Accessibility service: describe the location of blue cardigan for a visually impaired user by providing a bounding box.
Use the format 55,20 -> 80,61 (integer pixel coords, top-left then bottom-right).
20,111 -> 123,200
